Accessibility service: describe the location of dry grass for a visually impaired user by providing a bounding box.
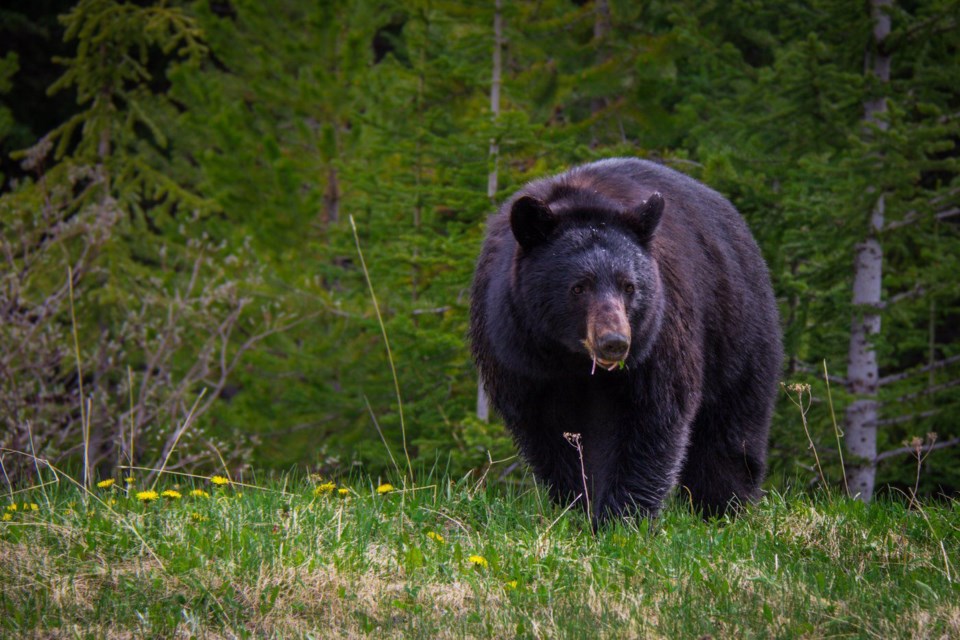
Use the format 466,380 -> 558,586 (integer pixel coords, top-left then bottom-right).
1,476 -> 957,639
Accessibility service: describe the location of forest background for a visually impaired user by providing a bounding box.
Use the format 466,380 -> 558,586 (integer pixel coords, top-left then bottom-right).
1,0 -> 958,502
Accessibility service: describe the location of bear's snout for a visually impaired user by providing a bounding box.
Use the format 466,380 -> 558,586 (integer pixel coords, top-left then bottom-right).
597,332 -> 630,361
585,297 -> 631,365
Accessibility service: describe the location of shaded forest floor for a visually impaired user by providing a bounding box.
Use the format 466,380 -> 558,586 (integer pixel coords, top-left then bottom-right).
1,471 -> 958,638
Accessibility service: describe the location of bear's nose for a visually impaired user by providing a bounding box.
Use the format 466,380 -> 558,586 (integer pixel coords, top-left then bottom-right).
597,332 -> 629,360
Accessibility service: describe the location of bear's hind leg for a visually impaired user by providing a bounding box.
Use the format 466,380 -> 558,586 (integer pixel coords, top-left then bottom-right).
678,408 -> 768,519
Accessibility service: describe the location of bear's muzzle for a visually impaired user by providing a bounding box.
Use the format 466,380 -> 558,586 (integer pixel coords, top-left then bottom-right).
584,296 -> 631,369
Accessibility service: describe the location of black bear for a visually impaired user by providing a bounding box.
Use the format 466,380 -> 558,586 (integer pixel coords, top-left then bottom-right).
470,158 -> 782,523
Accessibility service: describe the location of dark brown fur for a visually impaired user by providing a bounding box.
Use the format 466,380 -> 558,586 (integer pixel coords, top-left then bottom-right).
470,158 -> 782,522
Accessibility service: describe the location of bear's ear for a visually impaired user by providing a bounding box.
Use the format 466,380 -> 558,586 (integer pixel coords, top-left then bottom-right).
623,192 -> 665,244
510,196 -> 559,251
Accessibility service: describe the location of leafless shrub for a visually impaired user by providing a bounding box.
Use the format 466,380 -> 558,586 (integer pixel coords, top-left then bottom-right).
0,153 -> 285,485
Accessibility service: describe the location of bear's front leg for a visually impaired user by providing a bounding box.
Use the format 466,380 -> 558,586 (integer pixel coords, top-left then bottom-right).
589,461 -> 678,525
588,408 -> 693,525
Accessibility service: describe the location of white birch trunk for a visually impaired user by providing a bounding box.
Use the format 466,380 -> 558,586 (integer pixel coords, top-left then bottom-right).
845,0 -> 892,501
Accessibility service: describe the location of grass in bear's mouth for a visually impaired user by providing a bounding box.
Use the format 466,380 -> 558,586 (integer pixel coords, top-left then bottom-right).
582,341 -> 627,375
1,472 -> 957,639
591,354 -> 626,374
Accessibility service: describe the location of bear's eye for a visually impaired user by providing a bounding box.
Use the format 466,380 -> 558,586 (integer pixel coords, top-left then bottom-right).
624,283 -> 636,295
572,284 -> 585,295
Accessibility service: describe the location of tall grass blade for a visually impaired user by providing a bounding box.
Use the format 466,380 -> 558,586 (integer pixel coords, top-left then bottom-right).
349,215 -> 413,483
67,266 -> 91,489
822,359 -> 848,497
150,388 -> 206,491
364,394 -> 403,482
783,382 -> 830,497
127,365 -> 136,468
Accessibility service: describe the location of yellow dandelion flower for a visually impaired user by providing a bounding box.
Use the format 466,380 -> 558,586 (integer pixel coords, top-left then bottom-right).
426,531 -> 444,544
6,504 -> 17,512
190,489 -> 210,498
468,555 -> 488,568
97,479 -> 115,489
376,483 -> 394,495
106,499 -> 117,507
191,512 -> 208,522
338,488 -> 350,497
136,490 -> 159,502
124,476 -> 136,485
210,475 -> 230,486
506,580 -> 518,590
161,490 -> 182,500
1,513 -> 11,522
29,503 -> 39,511
313,482 -> 336,497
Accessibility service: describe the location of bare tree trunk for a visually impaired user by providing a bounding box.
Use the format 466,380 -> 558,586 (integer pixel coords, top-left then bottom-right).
323,164 -> 340,224
412,19 -> 428,305
477,0 -> 503,423
845,0 -> 892,502
487,0 -> 502,204
590,0 -> 611,147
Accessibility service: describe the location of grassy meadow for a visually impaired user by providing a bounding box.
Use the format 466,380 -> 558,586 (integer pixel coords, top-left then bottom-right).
1,468 -> 958,639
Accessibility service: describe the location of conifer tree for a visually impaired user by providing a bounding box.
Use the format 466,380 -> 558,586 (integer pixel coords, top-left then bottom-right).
1,0 -> 272,483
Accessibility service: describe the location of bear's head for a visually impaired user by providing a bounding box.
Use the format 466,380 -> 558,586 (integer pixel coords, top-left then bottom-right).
509,191 -> 666,373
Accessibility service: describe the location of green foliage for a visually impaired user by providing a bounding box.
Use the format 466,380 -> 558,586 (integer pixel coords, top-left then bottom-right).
1,0 -> 958,496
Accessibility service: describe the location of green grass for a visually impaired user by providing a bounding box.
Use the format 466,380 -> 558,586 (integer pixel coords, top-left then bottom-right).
1,471 -> 958,639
